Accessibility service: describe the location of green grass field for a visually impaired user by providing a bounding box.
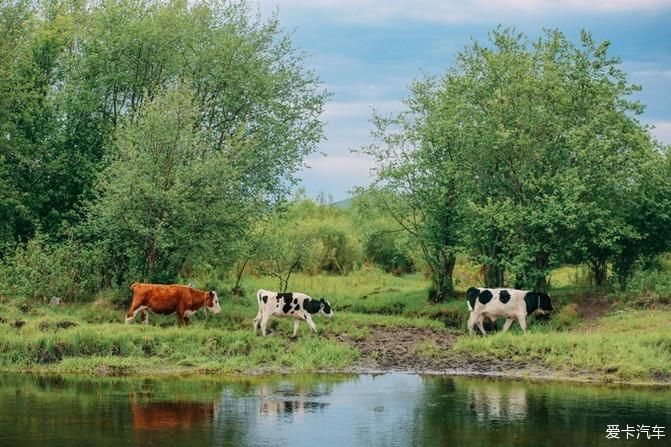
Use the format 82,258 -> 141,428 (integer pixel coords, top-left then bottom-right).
0,266 -> 669,383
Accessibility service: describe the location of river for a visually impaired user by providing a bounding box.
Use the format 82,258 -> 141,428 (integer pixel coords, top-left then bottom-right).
0,373 -> 669,446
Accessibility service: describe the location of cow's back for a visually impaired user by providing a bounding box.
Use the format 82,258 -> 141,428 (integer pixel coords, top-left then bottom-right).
475,288 -> 527,318
131,284 -> 190,314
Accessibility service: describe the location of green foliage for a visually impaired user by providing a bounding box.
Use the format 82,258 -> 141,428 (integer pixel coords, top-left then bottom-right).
0,235 -> 97,301
84,86 -> 251,285
352,193 -> 416,274
361,27 -> 669,294
0,0 -> 327,282
611,266 -> 671,305
252,198 -> 364,290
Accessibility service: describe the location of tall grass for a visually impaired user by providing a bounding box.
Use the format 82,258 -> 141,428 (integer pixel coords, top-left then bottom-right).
452,310 -> 671,382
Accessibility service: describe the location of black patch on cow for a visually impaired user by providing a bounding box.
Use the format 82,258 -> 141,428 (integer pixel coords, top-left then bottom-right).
262,295 -> 268,304
466,287 -> 480,310
293,298 -> 298,304
294,304 -> 301,312
303,299 -> 321,314
321,298 -> 332,315
539,293 -> 554,312
478,290 -> 493,305
499,290 -> 511,304
278,293 -> 294,313
523,292 -> 540,315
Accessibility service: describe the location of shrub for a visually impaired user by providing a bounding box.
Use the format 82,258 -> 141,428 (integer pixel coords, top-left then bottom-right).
0,236 -> 98,302
364,231 -> 415,274
614,268 -> 671,305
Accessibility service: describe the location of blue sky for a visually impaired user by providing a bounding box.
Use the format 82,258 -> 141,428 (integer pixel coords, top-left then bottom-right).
254,0 -> 671,201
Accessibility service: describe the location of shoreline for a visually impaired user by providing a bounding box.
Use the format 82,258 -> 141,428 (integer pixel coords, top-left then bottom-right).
2,364 -> 671,387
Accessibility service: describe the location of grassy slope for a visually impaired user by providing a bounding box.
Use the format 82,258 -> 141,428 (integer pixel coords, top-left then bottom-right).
0,266 -> 669,383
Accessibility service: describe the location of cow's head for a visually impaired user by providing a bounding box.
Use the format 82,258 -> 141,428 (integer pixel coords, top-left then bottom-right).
524,291 -> 554,315
466,287 -> 480,312
320,298 -> 334,319
207,291 -> 221,314
538,292 -> 554,314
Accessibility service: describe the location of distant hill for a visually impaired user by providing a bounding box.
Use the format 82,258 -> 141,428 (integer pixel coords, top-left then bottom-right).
330,198 -> 352,209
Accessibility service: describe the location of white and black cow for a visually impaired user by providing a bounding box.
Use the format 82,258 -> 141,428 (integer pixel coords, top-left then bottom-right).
253,289 -> 333,337
466,287 -> 553,335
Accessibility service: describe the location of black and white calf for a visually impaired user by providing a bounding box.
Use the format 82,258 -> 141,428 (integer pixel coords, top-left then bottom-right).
253,289 -> 333,337
466,287 -> 554,335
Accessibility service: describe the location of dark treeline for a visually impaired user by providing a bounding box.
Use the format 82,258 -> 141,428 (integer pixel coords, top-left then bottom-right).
1,2 -> 669,303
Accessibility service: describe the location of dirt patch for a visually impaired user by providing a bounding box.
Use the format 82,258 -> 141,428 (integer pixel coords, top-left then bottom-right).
334,325 -> 457,372
573,292 -> 612,321
333,325 -> 581,381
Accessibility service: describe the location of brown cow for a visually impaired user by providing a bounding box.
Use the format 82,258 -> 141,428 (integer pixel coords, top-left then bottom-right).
125,283 -> 221,326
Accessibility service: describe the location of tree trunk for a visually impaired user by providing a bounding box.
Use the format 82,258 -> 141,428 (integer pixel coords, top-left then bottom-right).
589,258 -> 608,286
428,253 -> 456,303
533,252 -> 550,291
482,263 -> 505,288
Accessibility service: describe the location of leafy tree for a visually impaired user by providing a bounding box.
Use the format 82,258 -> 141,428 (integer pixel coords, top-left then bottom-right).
363,27 -> 665,294
359,77 -> 469,301
1,0 -> 327,261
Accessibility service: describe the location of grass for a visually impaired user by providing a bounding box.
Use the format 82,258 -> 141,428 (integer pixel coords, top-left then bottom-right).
452,310 -> 671,382
0,265 -> 670,383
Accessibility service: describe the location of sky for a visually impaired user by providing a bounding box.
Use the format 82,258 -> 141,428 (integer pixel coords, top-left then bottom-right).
253,0 -> 671,202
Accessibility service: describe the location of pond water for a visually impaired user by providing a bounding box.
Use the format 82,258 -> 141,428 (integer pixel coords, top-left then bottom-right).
0,373 -> 669,446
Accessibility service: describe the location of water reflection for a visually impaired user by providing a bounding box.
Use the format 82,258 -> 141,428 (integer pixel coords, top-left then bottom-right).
467,382 -> 528,421
130,399 -> 217,430
1,373 -> 671,447
256,382 -> 330,416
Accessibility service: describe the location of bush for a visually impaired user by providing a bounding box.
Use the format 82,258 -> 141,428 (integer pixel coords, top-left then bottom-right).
364,231 -> 415,274
550,303 -> 582,330
0,236 -> 98,302
614,268 -> 671,305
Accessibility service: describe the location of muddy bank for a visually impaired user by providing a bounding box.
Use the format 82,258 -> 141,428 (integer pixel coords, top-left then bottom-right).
331,325 -> 670,386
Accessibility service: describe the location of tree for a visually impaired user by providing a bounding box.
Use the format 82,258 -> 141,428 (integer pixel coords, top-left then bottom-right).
1,0 -> 327,260
364,27 -> 664,294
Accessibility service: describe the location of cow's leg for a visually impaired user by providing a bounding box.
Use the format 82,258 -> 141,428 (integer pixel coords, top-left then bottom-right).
176,309 -> 186,327
516,315 -> 528,333
184,316 -> 190,326
467,313 -> 476,335
260,312 -> 271,337
125,304 -> 146,324
253,309 -> 263,334
140,310 -> 149,325
292,320 -> 301,338
476,316 -> 487,336
502,318 -> 514,333
304,314 -> 318,333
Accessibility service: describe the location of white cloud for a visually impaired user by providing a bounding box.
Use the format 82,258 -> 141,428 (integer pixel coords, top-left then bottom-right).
322,100 -> 404,120
648,121 -> 671,145
255,0 -> 671,24
299,155 -> 376,200
305,155 -> 375,174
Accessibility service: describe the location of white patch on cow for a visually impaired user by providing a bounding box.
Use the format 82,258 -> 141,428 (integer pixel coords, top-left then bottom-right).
184,310 -> 196,318
207,291 -> 221,314
125,305 -> 148,324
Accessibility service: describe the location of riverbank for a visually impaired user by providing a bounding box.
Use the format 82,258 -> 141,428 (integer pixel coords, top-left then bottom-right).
1,275 -> 670,385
